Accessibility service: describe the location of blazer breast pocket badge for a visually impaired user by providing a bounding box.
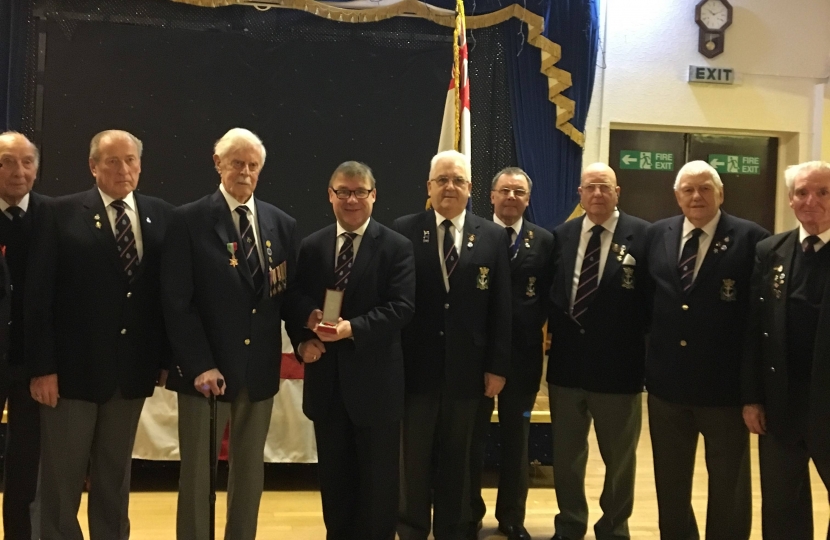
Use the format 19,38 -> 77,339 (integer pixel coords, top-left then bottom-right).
269,260 -> 288,297
720,278 -> 737,301
477,266 -> 490,290
525,276 -> 536,297
621,267 -> 635,289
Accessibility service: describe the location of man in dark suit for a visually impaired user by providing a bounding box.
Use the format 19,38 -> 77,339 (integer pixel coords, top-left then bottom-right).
163,128 -> 313,540
0,131 -> 46,540
26,129 -> 173,539
393,150 -> 512,540
545,163 -> 649,540
289,161 -> 415,540
637,160 -> 769,540
467,167 -> 553,540
742,161 -> 830,539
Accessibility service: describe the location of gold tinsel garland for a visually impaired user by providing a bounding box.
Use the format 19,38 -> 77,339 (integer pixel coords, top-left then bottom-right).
173,0 -> 585,147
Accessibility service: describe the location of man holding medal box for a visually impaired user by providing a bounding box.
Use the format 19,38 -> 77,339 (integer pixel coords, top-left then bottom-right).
289,161 -> 415,540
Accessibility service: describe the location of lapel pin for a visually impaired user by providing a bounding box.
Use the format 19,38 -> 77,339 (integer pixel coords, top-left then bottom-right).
423,230 -> 430,243
266,240 -> 272,248
146,217 -> 151,224
467,234 -> 475,249
95,222 -> 102,229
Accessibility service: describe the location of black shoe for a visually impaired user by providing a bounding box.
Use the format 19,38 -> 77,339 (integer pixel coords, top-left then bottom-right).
498,523 -> 532,540
466,520 -> 483,540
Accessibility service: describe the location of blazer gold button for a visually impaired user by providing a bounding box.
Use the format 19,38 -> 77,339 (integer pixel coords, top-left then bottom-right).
682,304 -> 689,311
252,309 -> 257,314
244,339 -> 251,345
580,329 -> 586,335
126,292 -> 132,298
763,332 -> 769,337
770,366 -> 776,373
444,303 -> 449,309
680,340 -> 687,346
438,331 -> 444,337
760,297 -> 765,302
121,328 -> 127,335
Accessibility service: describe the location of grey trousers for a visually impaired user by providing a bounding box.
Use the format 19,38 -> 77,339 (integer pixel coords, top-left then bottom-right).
176,390 -> 273,540
647,394 -> 751,540
398,392 -> 479,540
39,394 -> 145,540
549,385 -> 642,540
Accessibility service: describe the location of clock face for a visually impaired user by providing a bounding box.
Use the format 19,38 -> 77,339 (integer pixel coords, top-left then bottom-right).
700,0 -> 729,30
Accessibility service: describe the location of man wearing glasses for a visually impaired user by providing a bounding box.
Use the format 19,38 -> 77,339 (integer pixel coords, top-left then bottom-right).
289,161 -> 415,540
393,150 -> 511,540
545,162 -> 649,540
468,167 -> 554,540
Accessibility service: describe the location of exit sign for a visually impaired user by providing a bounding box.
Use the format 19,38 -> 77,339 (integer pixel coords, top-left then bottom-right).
620,150 -> 674,171
709,154 -> 761,175
689,66 -> 735,85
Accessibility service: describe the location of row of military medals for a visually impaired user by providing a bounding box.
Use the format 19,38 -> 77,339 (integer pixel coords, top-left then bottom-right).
226,239 -> 275,267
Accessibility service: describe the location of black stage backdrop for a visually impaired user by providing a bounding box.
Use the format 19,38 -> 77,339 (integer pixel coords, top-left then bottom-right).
29,0 -> 516,236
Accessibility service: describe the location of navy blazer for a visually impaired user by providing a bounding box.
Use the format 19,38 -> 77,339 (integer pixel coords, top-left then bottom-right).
162,190 -> 310,403
25,187 -> 174,403
638,211 -> 769,407
288,219 -> 415,426
503,220 -> 554,395
547,212 -> 650,394
392,210 -> 512,399
741,230 -> 830,456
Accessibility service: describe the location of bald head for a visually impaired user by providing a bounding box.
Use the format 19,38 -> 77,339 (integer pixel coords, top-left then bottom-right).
578,162 -> 620,224
0,131 -> 38,206
581,162 -> 617,186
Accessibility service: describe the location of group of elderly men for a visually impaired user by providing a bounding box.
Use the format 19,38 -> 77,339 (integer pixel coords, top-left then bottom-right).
0,126 -> 827,540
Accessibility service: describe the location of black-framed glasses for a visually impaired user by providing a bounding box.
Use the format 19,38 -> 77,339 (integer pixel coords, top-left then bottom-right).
430,176 -> 469,188
494,187 -> 528,197
331,188 -> 374,200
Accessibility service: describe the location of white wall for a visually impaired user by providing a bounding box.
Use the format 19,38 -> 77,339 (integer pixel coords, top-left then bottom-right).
583,0 -> 830,232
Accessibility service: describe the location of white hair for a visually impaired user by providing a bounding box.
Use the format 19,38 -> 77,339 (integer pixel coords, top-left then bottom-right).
429,149 -> 471,181
784,161 -> 830,194
674,160 -> 723,191
89,130 -> 143,162
0,131 -> 39,167
214,128 -> 266,164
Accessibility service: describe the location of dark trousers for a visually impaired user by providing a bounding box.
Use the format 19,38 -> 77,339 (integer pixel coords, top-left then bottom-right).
0,372 -> 41,540
759,428 -> 830,540
39,393 -> 145,540
550,385 -> 641,540
469,384 -> 537,528
314,383 -> 400,540
647,394 -> 751,540
398,392 -> 479,540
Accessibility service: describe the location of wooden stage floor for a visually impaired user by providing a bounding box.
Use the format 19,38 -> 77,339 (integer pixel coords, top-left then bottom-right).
1,399 -> 827,539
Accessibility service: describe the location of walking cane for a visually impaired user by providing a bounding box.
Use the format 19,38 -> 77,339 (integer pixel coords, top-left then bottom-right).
209,379 -> 224,540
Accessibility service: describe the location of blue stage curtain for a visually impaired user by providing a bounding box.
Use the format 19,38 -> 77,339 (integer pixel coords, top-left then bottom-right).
505,0 -> 599,229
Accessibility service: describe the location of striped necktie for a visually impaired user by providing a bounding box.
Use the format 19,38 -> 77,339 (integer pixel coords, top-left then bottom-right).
572,224 -> 604,321
442,219 -> 459,282
235,207 -> 263,293
111,200 -> 139,280
678,228 -> 703,292
334,232 -> 357,291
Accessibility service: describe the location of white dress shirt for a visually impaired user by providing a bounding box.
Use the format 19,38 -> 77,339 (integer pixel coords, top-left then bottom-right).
335,218 -> 371,266
0,192 -> 30,220
435,210 -> 465,292
570,210 -> 619,308
798,224 -> 830,252
679,210 -> 721,280
220,184 -> 264,269
98,188 -> 144,261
